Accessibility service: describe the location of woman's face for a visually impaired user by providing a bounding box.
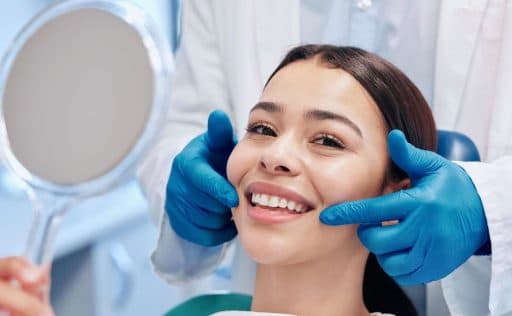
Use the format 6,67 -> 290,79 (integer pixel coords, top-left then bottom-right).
227,59 -> 399,265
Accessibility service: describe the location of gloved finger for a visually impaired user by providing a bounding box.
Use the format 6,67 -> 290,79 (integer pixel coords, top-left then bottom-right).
170,208 -> 237,247
166,193 -> 232,230
182,175 -> 233,215
357,216 -> 419,255
205,110 -> 237,152
187,205 -> 233,230
376,231 -> 429,278
178,155 -> 239,208
319,189 -> 418,225
387,129 -> 444,179
393,264 -> 433,286
393,246 -> 453,286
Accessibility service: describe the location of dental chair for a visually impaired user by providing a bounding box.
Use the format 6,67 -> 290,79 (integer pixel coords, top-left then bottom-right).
436,130 -> 480,161
164,130 -> 481,316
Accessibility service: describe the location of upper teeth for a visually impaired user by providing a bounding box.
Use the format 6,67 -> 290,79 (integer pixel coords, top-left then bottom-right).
251,193 -> 308,213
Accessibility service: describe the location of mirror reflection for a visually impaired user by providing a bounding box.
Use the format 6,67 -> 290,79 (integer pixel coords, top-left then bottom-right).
3,8 -> 154,184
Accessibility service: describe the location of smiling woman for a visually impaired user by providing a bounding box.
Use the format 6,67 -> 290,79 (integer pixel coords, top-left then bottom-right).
225,45 -> 437,316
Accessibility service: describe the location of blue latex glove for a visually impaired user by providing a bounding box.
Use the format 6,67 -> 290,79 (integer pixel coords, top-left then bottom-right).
320,130 -> 490,285
165,110 -> 238,247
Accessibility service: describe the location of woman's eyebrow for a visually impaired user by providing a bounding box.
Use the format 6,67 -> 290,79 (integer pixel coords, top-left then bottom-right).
249,102 -> 362,138
304,109 -> 363,138
249,101 -> 283,113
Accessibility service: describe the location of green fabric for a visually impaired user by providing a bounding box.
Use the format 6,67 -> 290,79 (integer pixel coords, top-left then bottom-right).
164,293 -> 252,316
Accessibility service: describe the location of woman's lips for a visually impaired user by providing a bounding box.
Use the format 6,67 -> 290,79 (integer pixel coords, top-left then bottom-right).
247,204 -> 305,224
244,181 -> 315,224
245,182 -> 315,209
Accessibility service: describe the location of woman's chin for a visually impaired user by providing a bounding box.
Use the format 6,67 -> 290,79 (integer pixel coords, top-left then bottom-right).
238,229 -> 301,265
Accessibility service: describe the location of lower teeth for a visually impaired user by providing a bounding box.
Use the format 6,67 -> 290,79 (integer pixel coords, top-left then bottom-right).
253,203 -> 304,213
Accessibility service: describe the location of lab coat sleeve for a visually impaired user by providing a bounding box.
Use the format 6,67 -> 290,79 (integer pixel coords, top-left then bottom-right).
442,157 -> 512,316
137,0 -> 233,282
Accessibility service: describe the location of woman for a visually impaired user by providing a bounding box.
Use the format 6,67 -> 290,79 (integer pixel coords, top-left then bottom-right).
0,45 -> 435,316
222,45 -> 435,315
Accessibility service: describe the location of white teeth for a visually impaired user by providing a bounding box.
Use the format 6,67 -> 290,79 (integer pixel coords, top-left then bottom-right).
269,196 -> 279,207
260,194 -> 269,205
251,193 -> 309,213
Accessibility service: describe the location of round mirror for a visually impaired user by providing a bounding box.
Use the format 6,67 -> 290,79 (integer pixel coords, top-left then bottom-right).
0,0 -> 173,264
0,0 -> 172,194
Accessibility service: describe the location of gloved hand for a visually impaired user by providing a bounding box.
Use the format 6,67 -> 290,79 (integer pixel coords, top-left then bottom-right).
165,110 -> 238,247
320,130 -> 490,285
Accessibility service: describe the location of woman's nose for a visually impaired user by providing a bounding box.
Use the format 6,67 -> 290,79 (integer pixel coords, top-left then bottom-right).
259,137 -> 301,176
259,159 -> 291,173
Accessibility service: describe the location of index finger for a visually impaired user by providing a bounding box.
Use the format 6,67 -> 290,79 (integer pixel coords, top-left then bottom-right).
184,157 -> 239,208
205,110 -> 236,152
0,257 -> 39,284
319,189 -> 418,225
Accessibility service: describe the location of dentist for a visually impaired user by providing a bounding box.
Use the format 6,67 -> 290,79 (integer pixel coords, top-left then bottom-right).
138,1 -> 512,315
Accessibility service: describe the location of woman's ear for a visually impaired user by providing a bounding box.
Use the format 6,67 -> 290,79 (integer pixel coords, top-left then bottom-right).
383,178 -> 411,194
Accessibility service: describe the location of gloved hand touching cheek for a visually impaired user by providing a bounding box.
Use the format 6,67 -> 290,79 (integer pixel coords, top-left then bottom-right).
165,110 -> 238,247
320,130 -> 490,285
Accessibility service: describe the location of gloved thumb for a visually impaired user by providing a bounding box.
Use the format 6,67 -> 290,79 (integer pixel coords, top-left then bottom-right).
388,129 -> 442,178
205,110 -> 237,152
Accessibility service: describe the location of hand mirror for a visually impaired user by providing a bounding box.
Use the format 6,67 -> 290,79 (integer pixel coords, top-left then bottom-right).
0,0 -> 172,265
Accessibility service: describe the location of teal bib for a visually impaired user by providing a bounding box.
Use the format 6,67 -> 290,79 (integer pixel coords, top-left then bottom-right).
165,293 -> 252,316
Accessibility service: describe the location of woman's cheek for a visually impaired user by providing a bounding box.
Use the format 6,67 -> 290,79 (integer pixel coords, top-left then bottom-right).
312,162 -> 373,205
226,151 -> 237,185
226,143 -> 245,186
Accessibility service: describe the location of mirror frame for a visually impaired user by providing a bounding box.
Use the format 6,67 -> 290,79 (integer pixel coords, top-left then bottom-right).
0,0 -> 173,196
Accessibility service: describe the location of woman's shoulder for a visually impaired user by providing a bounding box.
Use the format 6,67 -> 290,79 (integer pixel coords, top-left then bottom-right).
371,313 -> 396,316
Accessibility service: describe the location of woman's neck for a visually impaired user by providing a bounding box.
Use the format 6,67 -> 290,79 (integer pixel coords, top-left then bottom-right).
252,247 -> 370,316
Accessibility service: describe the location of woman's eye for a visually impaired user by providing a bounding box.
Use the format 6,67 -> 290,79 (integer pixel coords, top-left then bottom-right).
246,123 -> 277,136
313,135 -> 345,149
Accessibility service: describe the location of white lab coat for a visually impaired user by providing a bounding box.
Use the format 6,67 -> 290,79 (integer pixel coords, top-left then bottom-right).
137,1 -> 512,315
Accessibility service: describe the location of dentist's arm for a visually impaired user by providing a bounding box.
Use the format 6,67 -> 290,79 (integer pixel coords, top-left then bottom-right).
320,130 -> 490,285
142,111 -> 238,283
137,0 -> 235,282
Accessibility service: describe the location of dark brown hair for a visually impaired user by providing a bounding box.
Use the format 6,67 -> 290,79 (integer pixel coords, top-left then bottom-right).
265,45 -> 437,316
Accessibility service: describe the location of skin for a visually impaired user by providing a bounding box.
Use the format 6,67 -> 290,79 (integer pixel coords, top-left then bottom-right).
0,257 -> 53,316
227,58 -> 408,315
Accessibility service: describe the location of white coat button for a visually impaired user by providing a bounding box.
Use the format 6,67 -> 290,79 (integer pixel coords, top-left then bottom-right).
357,0 -> 372,11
